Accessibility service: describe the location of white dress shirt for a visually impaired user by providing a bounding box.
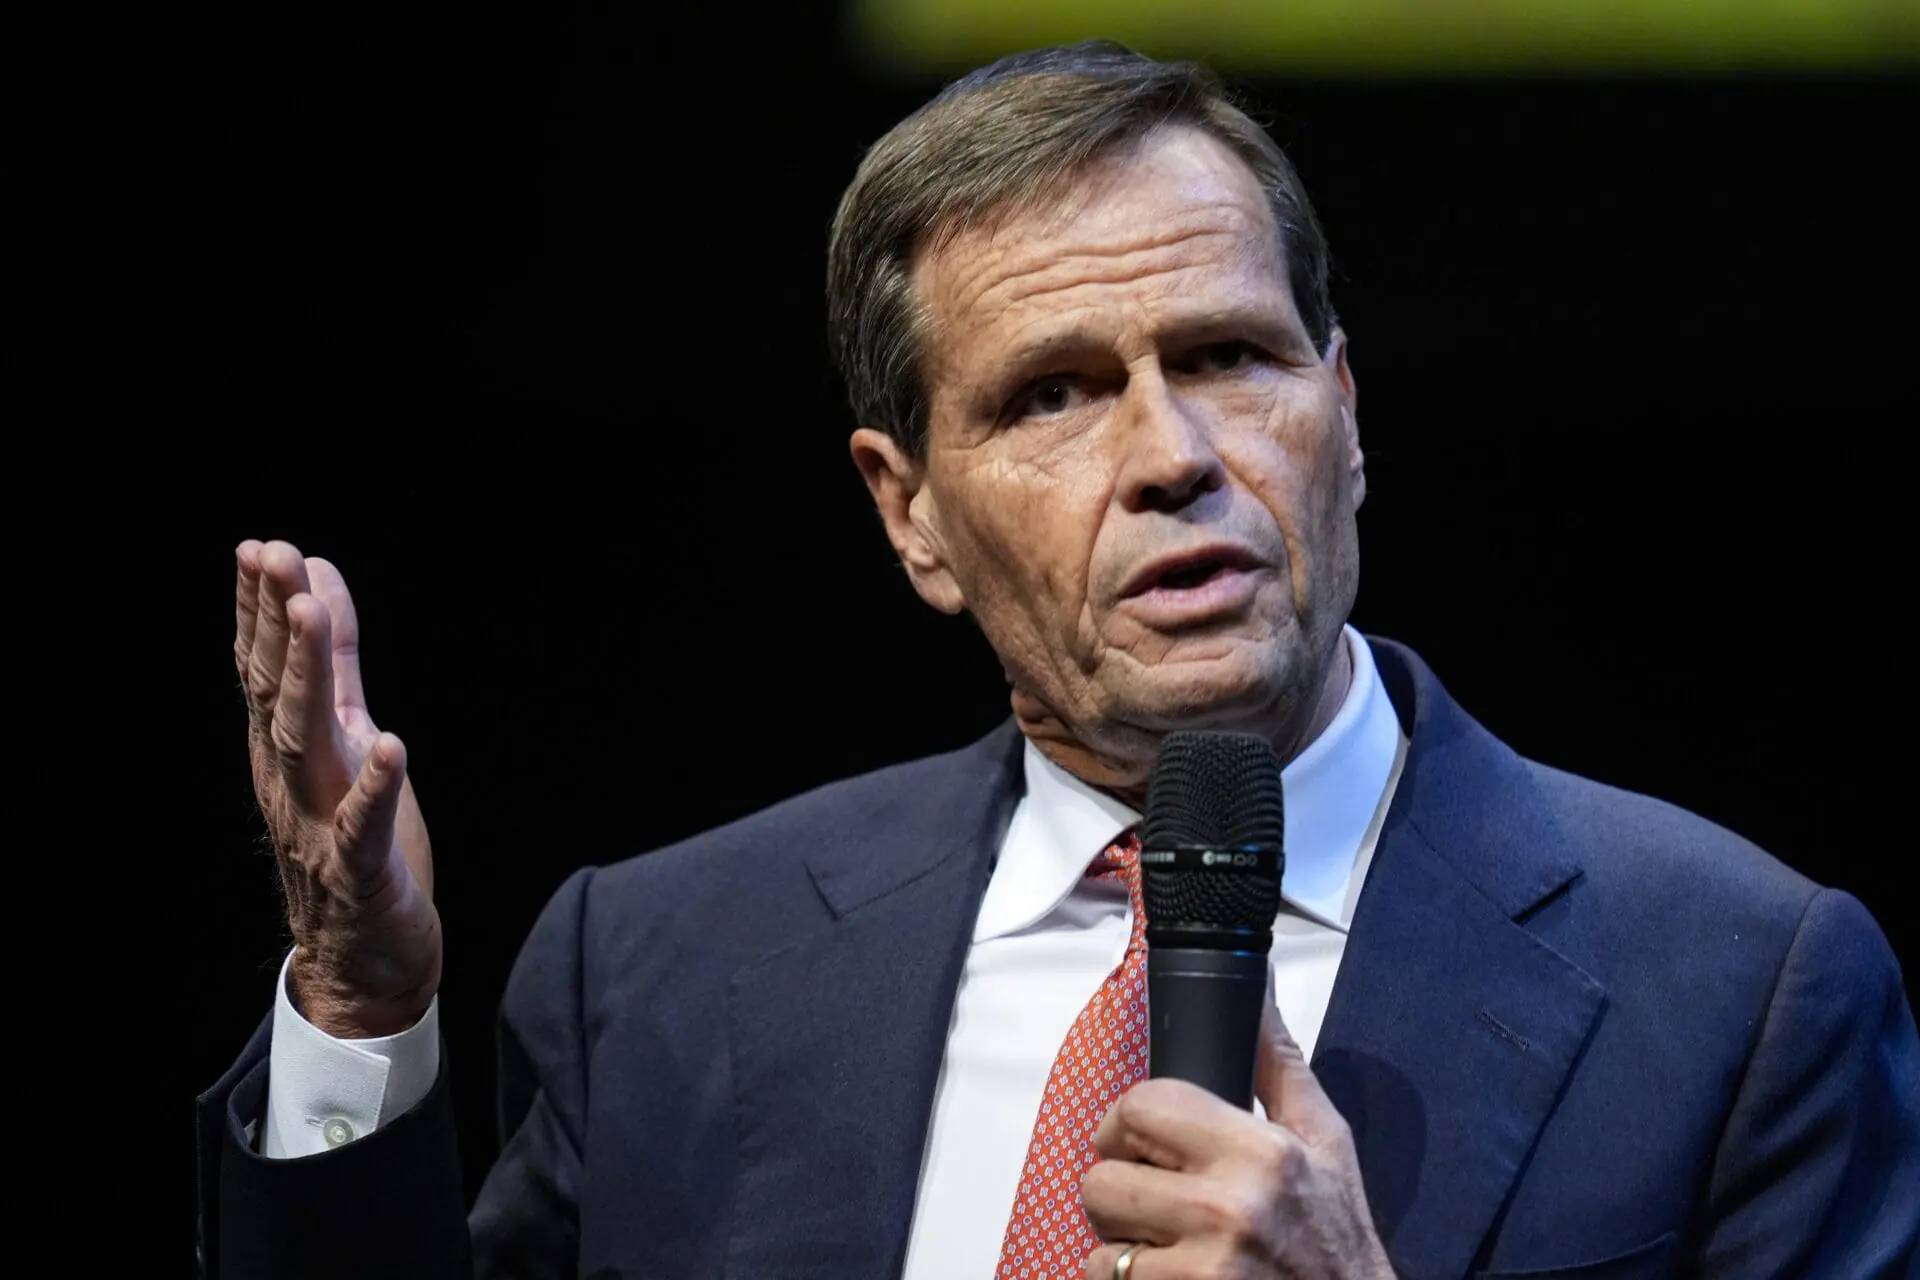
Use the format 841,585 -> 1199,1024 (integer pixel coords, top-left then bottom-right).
261,625 -> 1407,1280
898,626 -> 1405,1279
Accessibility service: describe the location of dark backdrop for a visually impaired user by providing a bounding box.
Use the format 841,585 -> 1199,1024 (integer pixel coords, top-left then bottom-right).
61,0 -> 1911,1229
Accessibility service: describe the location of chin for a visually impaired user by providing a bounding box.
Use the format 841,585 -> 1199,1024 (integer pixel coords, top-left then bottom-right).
1104,650 -> 1294,733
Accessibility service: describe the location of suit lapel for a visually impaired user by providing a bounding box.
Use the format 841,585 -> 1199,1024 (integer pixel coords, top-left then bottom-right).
1313,641 -> 1608,1280
722,723 -> 1024,1280
717,645 -> 1605,1279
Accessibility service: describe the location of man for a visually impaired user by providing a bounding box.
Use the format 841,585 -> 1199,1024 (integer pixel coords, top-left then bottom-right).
197,42 -> 1919,1279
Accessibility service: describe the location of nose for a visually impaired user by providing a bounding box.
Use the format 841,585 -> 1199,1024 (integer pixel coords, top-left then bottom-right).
1115,370 -> 1227,514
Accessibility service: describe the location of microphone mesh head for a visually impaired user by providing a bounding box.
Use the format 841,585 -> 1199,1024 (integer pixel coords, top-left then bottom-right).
1141,731 -> 1285,849
1140,731 -> 1284,944
1139,859 -> 1281,934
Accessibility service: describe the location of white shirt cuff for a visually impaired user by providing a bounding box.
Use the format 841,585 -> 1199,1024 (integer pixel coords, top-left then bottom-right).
259,951 -> 441,1159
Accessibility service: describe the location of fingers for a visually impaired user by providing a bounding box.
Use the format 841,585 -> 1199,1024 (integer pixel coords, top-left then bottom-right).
270,590 -> 350,808
1094,1078 -> 1247,1170
234,541 -> 263,680
1080,1158 -> 1204,1249
1253,998 -> 1346,1150
303,557 -> 366,715
334,732 -> 408,883
1082,1242 -> 1175,1280
244,542 -> 313,723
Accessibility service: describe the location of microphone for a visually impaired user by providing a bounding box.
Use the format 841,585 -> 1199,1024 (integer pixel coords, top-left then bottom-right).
1140,731 -> 1284,1109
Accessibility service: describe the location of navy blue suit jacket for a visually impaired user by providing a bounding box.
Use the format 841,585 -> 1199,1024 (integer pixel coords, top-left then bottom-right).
197,639 -> 1920,1278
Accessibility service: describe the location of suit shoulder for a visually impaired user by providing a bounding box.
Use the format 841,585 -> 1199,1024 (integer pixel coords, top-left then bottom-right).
1505,760 -> 1882,1050
1522,759 -> 1820,935
584,732 -> 1003,907
537,726 -> 1013,1002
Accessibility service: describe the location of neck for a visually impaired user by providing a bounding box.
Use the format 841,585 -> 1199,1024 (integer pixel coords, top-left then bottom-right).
1013,636 -> 1356,809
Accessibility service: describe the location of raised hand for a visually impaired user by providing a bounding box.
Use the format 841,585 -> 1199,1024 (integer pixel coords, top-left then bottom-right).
236,540 -> 441,1039
1080,1000 -> 1394,1280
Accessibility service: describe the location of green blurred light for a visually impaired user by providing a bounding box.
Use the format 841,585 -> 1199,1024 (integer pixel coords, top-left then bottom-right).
849,0 -> 1920,75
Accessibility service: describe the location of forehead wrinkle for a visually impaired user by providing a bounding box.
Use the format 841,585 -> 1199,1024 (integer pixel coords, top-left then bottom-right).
935,230 -> 1243,368
928,146 -> 1267,291
914,130 -> 1292,396
991,223 -> 1243,308
980,248 -> 1294,374
937,195 -> 1281,346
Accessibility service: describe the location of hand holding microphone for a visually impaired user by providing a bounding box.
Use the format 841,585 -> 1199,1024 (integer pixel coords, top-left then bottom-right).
1079,732 -> 1393,1280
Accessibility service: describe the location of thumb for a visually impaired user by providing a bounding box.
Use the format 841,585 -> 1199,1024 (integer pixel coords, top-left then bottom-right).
1254,993 -> 1345,1149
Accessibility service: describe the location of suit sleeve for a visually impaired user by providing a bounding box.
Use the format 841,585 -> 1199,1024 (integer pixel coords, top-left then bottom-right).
1699,888 -> 1920,1275
196,867 -> 598,1280
468,866 -> 597,1278
195,1018 -> 470,1279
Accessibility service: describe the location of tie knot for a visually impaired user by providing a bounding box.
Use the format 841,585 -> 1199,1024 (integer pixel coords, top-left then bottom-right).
1087,828 -> 1141,879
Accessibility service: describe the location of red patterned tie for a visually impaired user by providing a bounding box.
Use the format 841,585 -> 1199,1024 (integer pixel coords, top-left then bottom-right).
994,828 -> 1148,1280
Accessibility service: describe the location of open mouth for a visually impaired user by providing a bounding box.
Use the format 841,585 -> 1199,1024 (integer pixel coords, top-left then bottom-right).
1154,560 -> 1231,590
1129,546 -> 1262,597
1120,547 -> 1264,624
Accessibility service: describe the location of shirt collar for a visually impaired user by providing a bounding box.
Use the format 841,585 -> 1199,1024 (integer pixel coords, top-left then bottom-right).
973,625 -> 1402,942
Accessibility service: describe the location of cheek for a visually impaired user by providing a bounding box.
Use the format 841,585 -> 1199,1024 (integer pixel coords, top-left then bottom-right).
1228,389 -> 1356,562
1296,426 -> 1355,533
942,453 -> 1108,639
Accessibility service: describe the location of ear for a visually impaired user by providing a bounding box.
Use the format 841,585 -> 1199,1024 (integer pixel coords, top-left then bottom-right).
1323,328 -> 1364,511
849,428 -> 967,615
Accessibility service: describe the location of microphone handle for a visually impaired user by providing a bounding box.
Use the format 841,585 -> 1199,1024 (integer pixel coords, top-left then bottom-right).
1147,946 -> 1268,1110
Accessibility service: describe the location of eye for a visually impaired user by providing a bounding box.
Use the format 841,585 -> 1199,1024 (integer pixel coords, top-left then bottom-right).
1010,375 -> 1082,420
1192,341 -> 1261,373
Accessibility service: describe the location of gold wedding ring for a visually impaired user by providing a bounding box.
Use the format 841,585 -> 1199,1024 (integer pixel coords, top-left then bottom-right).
1113,1242 -> 1148,1280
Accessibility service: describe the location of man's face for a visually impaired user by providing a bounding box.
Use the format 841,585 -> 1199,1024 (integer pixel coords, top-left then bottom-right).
855,126 -> 1364,769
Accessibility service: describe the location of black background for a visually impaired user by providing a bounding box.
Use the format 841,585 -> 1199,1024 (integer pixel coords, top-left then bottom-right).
48,0 -> 1914,1235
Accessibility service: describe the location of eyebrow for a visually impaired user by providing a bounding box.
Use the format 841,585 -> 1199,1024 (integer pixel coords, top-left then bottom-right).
974,300 -> 1306,400
1148,304 -> 1305,355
